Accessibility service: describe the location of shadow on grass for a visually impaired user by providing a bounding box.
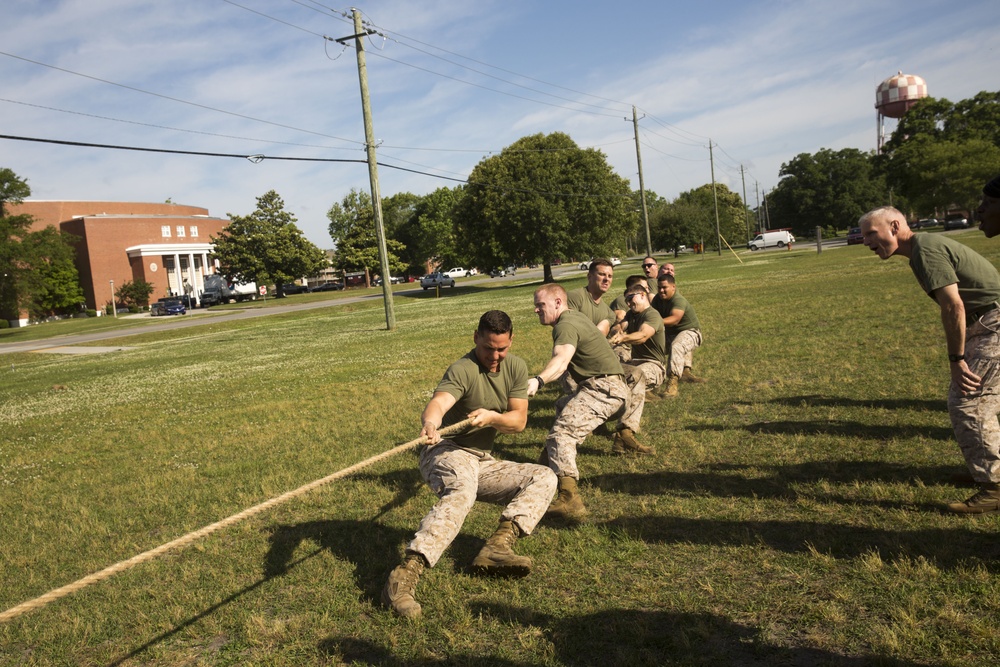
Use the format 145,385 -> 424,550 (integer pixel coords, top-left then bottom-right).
320,604 -> 922,666
768,394 -> 947,412
690,420 -> 954,442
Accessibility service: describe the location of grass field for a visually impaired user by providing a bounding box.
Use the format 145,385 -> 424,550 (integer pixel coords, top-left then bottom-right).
3,235 -> 1000,666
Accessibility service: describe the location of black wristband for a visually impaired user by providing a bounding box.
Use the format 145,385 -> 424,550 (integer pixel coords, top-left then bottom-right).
949,354 -> 965,363
534,375 -> 545,388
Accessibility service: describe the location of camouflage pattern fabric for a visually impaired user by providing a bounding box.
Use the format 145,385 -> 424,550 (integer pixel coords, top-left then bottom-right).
545,375 -> 630,479
624,358 -> 666,391
668,328 -> 702,377
407,442 -> 557,567
949,309 -> 1000,484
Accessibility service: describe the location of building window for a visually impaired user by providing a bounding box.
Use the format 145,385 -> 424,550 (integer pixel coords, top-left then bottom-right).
190,226 -> 198,238
161,225 -> 171,238
176,226 -> 186,238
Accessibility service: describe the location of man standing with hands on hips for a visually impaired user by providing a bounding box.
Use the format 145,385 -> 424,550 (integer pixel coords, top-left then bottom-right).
860,206 -> 1000,513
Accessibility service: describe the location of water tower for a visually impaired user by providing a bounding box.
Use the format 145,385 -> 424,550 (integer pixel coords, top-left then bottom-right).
876,71 -> 928,152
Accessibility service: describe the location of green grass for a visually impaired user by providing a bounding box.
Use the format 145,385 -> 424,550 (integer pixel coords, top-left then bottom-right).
3,239 -> 1000,665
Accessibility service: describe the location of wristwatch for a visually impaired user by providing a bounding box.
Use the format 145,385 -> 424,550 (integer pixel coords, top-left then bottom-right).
949,354 -> 965,363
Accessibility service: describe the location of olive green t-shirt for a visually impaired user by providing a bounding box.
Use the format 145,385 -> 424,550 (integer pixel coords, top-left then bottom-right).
566,287 -> 616,329
610,293 -> 628,315
435,350 -> 528,451
652,291 -> 700,334
909,234 -> 1000,312
552,309 -> 624,382
626,306 -> 667,365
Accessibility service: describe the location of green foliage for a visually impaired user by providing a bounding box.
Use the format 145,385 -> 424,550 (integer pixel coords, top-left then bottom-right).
652,183 -> 749,252
881,90 -> 1000,214
454,132 -> 635,280
393,186 -> 463,274
114,278 -> 155,308
213,190 -> 327,296
768,148 -> 889,236
327,188 -> 407,280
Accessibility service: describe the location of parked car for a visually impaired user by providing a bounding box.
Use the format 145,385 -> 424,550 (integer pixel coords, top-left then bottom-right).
915,218 -> 939,229
311,282 -> 344,292
579,260 -> 592,270
943,215 -> 970,230
420,272 -> 456,290
748,230 -> 795,251
443,267 -> 468,278
610,257 -> 622,266
467,268 -> 478,276
150,297 -> 186,316
490,267 -> 506,278
846,227 -> 864,245
282,283 -> 311,295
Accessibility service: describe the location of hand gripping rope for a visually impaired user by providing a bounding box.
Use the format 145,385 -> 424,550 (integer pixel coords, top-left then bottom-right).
0,418 -> 473,623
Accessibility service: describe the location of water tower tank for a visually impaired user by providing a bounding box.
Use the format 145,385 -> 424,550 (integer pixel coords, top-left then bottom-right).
876,71 -> 928,118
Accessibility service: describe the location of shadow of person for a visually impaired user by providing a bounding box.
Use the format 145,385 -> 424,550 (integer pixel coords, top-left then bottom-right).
467,603 -> 925,666
318,636 -> 530,666
769,394 -> 947,412
688,420 -> 955,442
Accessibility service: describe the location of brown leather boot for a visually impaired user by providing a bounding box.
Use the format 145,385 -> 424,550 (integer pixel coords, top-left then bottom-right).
546,476 -> 587,519
381,553 -> 424,618
681,367 -> 706,383
612,427 -> 654,455
946,483 -> 1000,514
471,520 -> 532,576
661,374 -> 679,397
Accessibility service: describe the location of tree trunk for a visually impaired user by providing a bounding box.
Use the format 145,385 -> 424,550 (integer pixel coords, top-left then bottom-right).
543,262 -> 554,283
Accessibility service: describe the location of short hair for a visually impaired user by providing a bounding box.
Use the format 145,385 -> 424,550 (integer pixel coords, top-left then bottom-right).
535,283 -> 567,301
624,274 -> 648,289
859,206 -> 903,226
478,310 -> 513,336
642,255 -> 657,264
657,273 -> 676,286
625,284 -> 649,297
588,258 -> 613,274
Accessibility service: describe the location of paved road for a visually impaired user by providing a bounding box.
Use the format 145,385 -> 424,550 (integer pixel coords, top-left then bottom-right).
0,265 -> 580,355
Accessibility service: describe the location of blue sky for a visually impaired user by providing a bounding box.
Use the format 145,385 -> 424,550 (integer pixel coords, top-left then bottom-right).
1,0 -> 997,247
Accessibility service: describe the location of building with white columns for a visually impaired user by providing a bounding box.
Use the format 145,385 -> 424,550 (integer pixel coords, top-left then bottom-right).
11,200 -> 231,318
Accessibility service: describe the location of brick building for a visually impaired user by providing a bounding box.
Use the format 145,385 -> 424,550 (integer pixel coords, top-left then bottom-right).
10,200 -> 231,324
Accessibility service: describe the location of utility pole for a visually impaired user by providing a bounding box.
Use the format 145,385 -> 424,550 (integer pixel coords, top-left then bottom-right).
632,106 -> 652,257
754,181 -> 762,234
740,164 -> 751,244
709,140 -> 721,256
763,187 -> 772,230
338,9 -> 395,330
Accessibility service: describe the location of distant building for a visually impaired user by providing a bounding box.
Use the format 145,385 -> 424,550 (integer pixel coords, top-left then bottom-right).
9,200 -> 230,325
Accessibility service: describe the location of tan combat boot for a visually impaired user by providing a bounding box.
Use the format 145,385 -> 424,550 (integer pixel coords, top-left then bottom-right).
681,367 -> 707,383
381,553 -> 425,618
471,520 -> 533,576
546,476 -> 587,519
659,374 -> 679,398
613,427 -> 654,455
946,482 -> 1000,514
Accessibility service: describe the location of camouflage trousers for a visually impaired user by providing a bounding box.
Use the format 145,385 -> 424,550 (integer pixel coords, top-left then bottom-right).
613,342 -> 632,363
407,442 -> 557,567
546,374 -> 643,479
623,358 -> 666,392
668,329 -> 702,377
949,309 -> 1000,484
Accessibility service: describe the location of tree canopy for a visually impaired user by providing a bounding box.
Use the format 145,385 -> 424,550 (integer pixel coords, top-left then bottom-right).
1,168 -> 83,321
327,188 -> 407,284
212,190 -> 327,297
393,186 -> 463,275
767,148 -> 888,236
453,132 -> 635,282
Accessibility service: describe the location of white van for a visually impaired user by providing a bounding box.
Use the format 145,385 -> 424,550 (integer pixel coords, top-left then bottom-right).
748,230 -> 795,251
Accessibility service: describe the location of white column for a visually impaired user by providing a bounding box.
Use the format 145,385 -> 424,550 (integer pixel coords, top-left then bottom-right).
173,253 -> 182,296
187,251 -> 197,306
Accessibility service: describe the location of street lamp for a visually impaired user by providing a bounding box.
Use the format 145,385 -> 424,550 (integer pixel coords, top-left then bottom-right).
110,280 -> 117,318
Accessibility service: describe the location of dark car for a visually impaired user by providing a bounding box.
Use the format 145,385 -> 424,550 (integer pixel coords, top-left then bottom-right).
151,297 -> 186,317
943,215 -> 970,230
846,227 -> 864,245
915,218 -> 939,229
311,282 -> 344,292
282,283 -> 311,295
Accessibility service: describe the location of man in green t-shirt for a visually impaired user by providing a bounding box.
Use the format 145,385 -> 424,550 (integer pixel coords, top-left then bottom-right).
861,206 -> 1000,514
566,258 -> 617,336
609,275 -> 652,362
382,311 -> 557,618
610,284 -> 667,430
526,284 -> 648,518
651,273 -> 706,397
977,175 -> 1000,238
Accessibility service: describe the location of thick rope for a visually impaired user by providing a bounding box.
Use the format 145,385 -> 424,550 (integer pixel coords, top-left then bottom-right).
0,418 -> 473,624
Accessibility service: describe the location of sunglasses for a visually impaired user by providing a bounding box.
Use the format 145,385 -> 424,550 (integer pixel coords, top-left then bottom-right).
642,263 -> 656,268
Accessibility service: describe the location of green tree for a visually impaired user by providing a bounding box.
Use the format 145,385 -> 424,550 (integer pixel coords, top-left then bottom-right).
20,226 -> 84,318
886,136 -> 1000,215
657,184 -> 748,252
327,188 -> 407,285
394,186 -> 463,275
114,279 -> 155,308
0,168 -> 33,320
453,132 -> 635,283
767,148 -> 888,237
212,190 -> 326,297
883,91 -> 1000,154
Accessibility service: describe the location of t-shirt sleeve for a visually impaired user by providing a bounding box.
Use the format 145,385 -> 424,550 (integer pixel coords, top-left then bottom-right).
912,246 -> 959,295
435,361 -> 471,400
508,356 -> 529,400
